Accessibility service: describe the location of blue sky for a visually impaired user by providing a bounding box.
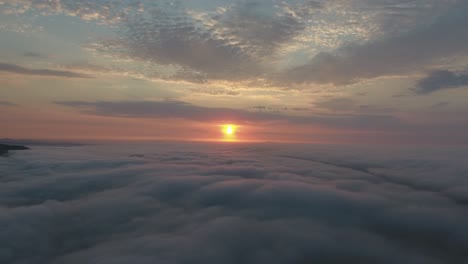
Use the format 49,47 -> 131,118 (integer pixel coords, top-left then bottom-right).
1,0 -> 468,144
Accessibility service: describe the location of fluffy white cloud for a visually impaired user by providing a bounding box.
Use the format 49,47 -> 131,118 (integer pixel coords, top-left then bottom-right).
1,143 -> 467,263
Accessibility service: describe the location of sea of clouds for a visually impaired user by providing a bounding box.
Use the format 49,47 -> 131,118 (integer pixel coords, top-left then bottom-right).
1,142 -> 468,264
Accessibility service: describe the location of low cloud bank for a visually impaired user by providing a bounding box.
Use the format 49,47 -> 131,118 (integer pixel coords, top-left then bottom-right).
1,143 -> 467,264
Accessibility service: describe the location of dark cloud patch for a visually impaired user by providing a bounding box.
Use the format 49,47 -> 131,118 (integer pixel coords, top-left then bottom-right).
252,105 -> 268,111
0,63 -> 90,78
315,97 -> 356,111
250,105 -> 309,113
190,87 -> 241,96
392,93 -> 409,98
23,52 -> 45,58
0,101 -> 17,107
1,143 -> 467,263
430,102 -> 450,109
415,70 -> 468,94
282,2 -> 468,85
358,104 -> 396,113
355,0 -> 451,35
313,98 -> 396,114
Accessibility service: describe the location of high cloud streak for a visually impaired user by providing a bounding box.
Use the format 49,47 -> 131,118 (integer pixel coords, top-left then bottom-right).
54,100 -> 403,130
0,100 -> 17,106
0,63 -> 89,78
1,143 -> 468,263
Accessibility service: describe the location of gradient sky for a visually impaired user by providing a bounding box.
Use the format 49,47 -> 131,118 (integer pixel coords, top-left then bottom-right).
1,0 -> 468,144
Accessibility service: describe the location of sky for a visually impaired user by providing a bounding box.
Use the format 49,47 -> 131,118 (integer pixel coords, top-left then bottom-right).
1,0 -> 468,144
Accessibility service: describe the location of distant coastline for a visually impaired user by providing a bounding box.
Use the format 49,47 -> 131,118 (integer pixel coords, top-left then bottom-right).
0,138 -> 83,147
0,143 -> 29,155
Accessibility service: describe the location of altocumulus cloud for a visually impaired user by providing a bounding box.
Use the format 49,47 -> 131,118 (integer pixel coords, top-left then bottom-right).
3,0 -> 466,86
107,0 -> 317,82
1,143 -> 468,264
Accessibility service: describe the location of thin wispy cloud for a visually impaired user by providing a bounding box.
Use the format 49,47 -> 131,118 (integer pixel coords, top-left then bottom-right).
0,100 -> 17,107
55,99 -> 403,130
23,51 -> 44,58
0,63 -> 90,78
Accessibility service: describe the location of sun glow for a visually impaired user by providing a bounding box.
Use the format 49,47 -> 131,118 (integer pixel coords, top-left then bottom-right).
222,124 -> 236,135
221,124 -> 238,141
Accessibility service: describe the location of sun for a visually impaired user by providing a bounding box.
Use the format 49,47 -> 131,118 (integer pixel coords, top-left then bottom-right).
225,125 -> 234,135
222,124 -> 237,136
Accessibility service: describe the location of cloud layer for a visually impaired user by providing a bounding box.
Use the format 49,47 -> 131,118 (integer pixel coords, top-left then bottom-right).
54,100 -> 404,132
1,143 -> 468,264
